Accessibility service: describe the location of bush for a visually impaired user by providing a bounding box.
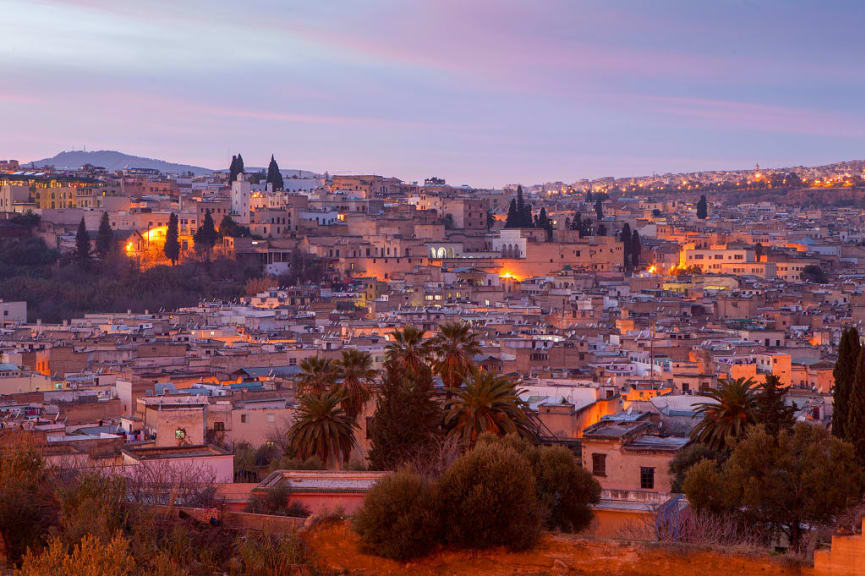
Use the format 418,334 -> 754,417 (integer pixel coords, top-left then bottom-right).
535,445 -> 600,532
476,434 -> 600,532
353,471 -> 440,560
437,443 -> 541,550
20,532 -> 136,576
245,485 -> 310,518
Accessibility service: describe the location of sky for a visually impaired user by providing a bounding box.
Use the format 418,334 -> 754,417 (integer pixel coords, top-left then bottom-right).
2,0 -> 865,187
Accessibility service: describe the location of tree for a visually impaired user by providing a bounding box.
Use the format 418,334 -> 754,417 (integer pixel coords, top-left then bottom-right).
754,374 -> 795,438
266,154 -> 284,191
445,368 -> 531,446
385,326 -> 430,375
486,209 -> 495,230
368,363 -> 443,470
296,356 -> 339,396
193,209 -> 218,258
95,212 -> 114,259
596,223 -> 607,236
431,321 -> 480,392
228,153 -> 245,185
75,217 -> 90,266
691,377 -> 757,452
352,471 -> 439,560
504,199 -> 518,228
620,223 -> 632,272
438,442 -> 541,550
833,327 -> 860,440
336,349 -> 376,421
686,424 -> 864,551
218,214 -> 250,238
594,197 -> 604,221
631,230 -> 642,270
288,389 -> 357,467
800,264 -> 827,284
669,442 -> 720,493
696,195 -> 708,219
163,212 -> 180,265
847,347 -> 865,466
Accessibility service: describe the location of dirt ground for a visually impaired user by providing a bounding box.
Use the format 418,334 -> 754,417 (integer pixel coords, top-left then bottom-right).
306,522 -> 808,576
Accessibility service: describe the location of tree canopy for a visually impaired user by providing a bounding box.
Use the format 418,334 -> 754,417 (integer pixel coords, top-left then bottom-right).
266,154 -> 284,191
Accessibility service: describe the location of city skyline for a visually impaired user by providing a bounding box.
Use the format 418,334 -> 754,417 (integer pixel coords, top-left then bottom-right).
3,0 -> 865,186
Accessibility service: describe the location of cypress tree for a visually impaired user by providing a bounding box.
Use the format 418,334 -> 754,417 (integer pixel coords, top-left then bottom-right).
833,328 -> 860,439
368,363 -> 443,470
697,195 -> 708,219
848,347 -> 865,466
631,230 -> 642,270
594,197 -> 604,221
164,212 -> 180,265
75,217 -> 90,266
95,211 -> 114,259
229,153 -> 246,184
505,199 -> 518,228
194,209 -> 218,258
621,223 -> 632,271
522,202 -> 534,227
266,154 -> 284,191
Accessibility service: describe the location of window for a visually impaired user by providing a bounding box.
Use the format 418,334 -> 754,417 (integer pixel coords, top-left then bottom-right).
592,453 -> 606,477
213,421 -> 225,432
640,466 -> 655,490
240,414 -> 247,424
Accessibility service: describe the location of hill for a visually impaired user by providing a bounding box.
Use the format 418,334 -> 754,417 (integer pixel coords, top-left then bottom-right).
29,150 -> 213,175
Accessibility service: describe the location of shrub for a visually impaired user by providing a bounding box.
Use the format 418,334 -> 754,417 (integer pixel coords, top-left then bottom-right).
476,434 -> 600,533
234,531 -> 310,576
353,471 -> 440,560
437,443 -> 541,550
20,532 -> 136,576
245,485 -> 311,517
535,445 -> 600,532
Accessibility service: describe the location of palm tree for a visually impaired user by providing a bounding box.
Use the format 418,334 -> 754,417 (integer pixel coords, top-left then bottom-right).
296,356 -> 338,396
431,321 -> 481,391
691,377 -> 757,451
336,348 -> 377,420
288,389 -> 357,467
445,368 -> 531,446
385,326 -> 430,374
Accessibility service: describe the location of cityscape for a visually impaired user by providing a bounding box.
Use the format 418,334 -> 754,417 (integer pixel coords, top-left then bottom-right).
2,1 -> 865,575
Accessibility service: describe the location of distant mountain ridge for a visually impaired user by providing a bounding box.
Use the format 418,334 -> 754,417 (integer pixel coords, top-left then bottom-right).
30,150 -> 213,176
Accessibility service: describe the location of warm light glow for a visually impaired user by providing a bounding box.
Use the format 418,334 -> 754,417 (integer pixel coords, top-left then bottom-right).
647,265 -> 657,274
498,270 -> 523,281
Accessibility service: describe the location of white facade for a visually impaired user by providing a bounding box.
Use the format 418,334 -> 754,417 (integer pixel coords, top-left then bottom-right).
231,175 -> 252,224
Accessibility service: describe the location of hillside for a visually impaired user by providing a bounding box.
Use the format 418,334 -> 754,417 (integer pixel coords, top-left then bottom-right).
306,522 -> 803,576
30,150 -> 213,175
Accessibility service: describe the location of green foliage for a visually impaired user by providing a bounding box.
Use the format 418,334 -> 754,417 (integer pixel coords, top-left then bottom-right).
266,155 -> 284,191
445,369 -> 532,446
20,532 -> 136,576
228,153 -> 245,185
476,434 -> 599,533
620,222 -> 632,271
75,216 -> 90,265
245,486 -> 310,518
685,423 -> 865,550
296,356 -> 339,396
847,347 -> 865,466
697,194 -> 708,219
504,186 -> 533,228
753,375 -> 795,437
193,210 -> 218,257
800,264 -> 827,283
431,321 -> 480,390
594,197 -> 604,221
336,349 -> 376,420
669,442 -> 720,493
0,253 -> 258,323
352,471 -> 440,560
288,389 -> 357,466
0,440 -> 57,563
631,230 -> 641,269
437,442 -> 541,550
164,212 -> 180,264
234,532 -> 310,576
833,327 -> 860,440
368,363 -> 443,470
218,215 -> 250,238
96,212 -> 114,259
691,377 -> 757,452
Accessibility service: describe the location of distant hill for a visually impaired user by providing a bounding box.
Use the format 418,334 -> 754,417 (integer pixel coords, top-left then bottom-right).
29,150 -> 213,176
